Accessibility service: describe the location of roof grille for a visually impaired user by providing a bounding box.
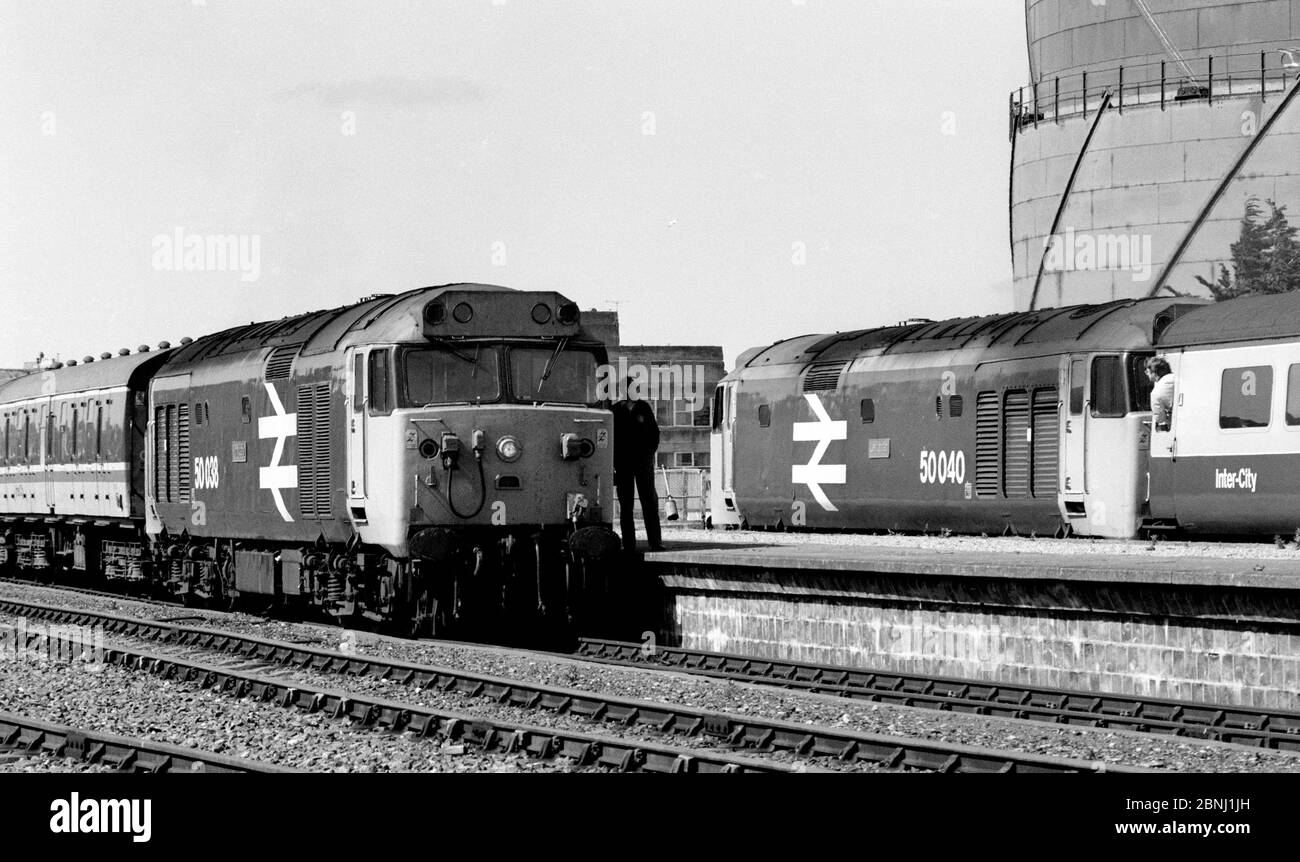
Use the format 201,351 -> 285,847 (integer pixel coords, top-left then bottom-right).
264,345 -> 299,380
803,360 -> 848,392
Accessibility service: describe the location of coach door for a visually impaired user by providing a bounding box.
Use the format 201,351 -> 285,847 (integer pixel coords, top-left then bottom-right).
41,397 -> 54,511
345,348 -> 368,515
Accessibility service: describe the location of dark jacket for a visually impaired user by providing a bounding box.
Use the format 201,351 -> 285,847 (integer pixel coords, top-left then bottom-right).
611,398 -> 659,467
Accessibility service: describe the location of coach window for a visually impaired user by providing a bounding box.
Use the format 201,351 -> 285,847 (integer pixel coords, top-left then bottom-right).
368,349 -> 393,414
712,387 -> 724,431
1090,356 -> 1126,418
2,414 -> 8,465
1287,365 -> 1300,426
23,412 -> 31,462
1220,366 -> 1272,429
95,405 -> 103,459
71,407 -> 79,457
1069,359 -> 1085,414
860,398 -> 875,423
757,404 -> 771,427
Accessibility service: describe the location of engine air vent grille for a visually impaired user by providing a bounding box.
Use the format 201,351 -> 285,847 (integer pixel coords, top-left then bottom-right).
975,391 -> 999,498
802,360 -> 849,392
296,383 -> 332,519
265,345 -> 299,380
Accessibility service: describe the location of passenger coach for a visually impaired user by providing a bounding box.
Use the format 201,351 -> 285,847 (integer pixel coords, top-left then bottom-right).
1148,292 -> 1300,534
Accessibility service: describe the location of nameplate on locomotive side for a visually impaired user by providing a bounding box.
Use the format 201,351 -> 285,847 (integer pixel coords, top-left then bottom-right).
232,441 -> 248,463
868,438 -> 890,459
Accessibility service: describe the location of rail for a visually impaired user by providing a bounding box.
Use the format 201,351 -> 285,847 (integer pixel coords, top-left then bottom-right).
574,637 -> 1300,751
0,597 -> 1135,773
0,710 -> 290,772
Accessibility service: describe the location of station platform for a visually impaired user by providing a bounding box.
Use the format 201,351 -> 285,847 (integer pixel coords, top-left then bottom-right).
639,531 -> 1300,710
647,538 -> 1300,591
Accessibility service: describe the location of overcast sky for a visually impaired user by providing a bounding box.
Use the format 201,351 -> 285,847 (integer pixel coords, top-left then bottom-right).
0,1 -> 1028,369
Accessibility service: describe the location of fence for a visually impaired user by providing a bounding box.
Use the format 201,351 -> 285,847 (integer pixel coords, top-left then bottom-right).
614,467 -> 711,526
1010,50 -> 1300,137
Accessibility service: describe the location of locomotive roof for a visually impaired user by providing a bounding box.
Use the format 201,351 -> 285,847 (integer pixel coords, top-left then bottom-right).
736,298 -> 1206,369
158,283 -> 523,371
1156,291 -> 1300,348
0,350 -> 170,402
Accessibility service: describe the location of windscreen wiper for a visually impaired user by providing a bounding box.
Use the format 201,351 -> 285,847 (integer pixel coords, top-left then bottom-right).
536,336 -> 569,395
431,337 -> 480,366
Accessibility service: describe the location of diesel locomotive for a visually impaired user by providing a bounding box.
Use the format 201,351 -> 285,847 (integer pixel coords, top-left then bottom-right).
709,297 -> 1206,539
0,284 -> 620,636
711,290 -> 1300,540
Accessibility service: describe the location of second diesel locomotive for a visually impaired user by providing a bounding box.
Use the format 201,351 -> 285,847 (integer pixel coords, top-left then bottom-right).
0,284 -> 621,636
709,297 -> 1207,539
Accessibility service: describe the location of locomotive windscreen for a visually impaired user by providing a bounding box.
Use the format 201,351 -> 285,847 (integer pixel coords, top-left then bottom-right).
509,346 -> 599,404
400,346 -> 502,405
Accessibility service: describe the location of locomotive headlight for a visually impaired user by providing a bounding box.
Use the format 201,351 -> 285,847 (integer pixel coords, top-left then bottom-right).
496,435 -> 522,462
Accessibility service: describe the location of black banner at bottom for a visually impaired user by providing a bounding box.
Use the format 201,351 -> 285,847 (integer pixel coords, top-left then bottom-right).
0,772 -> 1288,851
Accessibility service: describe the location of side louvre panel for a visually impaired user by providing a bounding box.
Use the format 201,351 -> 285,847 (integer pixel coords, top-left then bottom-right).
1002,390 -> 1030,499
975,391 -> 999,498
296,383 -> 332,519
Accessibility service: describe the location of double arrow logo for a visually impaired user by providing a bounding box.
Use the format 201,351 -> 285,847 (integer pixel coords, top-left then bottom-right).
792,393 -> 846,511
258,382 -> 298,522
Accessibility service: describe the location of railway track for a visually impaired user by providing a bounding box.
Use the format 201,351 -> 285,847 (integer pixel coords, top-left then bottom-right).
0,597 -> 1129,773
0,710 -> 288,773
574,637 -> 1300,751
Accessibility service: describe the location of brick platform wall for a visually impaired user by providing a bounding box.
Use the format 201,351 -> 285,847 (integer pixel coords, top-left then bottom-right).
658,570 -> 1300,710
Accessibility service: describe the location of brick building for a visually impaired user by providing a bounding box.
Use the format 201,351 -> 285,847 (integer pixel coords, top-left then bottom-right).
582,311 -> 726,469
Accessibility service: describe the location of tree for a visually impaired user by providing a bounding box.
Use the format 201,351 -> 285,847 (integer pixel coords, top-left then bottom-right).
1196,198 -> 1300,300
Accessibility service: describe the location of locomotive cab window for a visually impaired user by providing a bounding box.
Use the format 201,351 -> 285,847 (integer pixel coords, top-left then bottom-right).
508,346 -> 598,404
352,354 -> 365,413
368,348 -> 393,414
400,345 -> 501,406
712,387 -> 724,431
757,404 -> 771,427
1220,366 -> 1272,429
860,398 -> 874,423
1127,353 -> 1155,412
1090,356 -> 1126,418
1069,359 -> 1085,414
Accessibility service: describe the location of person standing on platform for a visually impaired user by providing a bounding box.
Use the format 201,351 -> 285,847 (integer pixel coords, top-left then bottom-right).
612,376 -> 664,553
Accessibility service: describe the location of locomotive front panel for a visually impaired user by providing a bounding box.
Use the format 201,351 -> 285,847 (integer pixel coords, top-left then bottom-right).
345,340 -> 613,557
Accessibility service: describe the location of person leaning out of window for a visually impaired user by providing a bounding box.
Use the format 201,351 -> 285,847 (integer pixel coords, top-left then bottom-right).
1145,356 -> 1175,432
